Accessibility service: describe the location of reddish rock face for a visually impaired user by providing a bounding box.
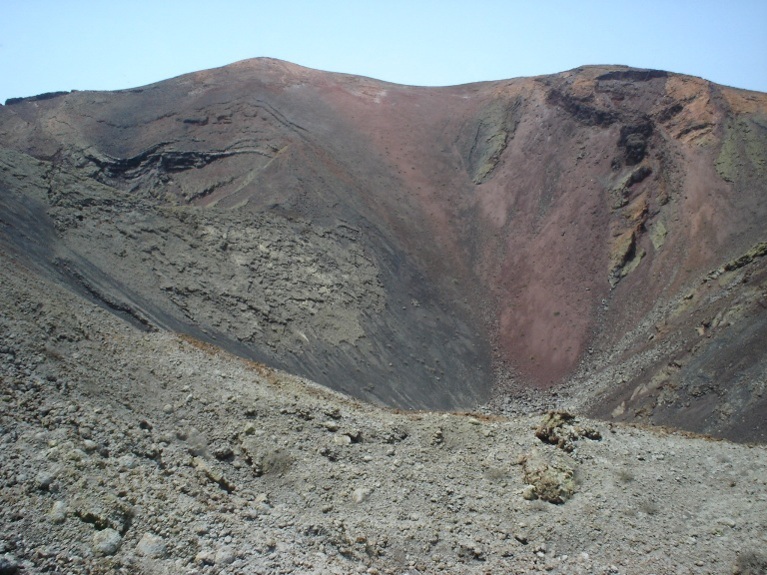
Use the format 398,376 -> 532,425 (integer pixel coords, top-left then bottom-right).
1,59 -> 766,440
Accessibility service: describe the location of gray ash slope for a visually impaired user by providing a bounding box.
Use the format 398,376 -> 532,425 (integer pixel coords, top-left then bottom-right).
0,146 -> 487,411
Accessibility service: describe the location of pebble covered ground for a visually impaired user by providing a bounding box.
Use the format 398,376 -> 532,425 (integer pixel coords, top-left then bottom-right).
2,255 -> 767,575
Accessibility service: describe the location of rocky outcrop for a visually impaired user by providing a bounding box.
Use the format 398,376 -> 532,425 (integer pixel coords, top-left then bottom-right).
466,96 -> 523,183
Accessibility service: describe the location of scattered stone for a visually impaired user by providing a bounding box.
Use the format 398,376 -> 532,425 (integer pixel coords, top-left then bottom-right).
520,452 -> 576,504
195,549 -> 215,565
73,496 -> 133,533
135,532 -> 167,559
321,421 -> 340,432
535,411 -> 602,452
352,487 -> 372,503
215,546 -> 236,565
240,439 -> 293,476
319,446 -> 339,461
48,501 -> 67,524
0,553 -> 19,575
735,550 -> 767,575
92,528 -> 122,556
193,456 -> 236,492
521,485 -> 537,501
457,541 -> 485,561
65,448 -> 87,462
117,454 -> 138,470
212,443 -> 234,461
332,434 -> 352,445
344,429 -> 363,443
34,470 -> 56,491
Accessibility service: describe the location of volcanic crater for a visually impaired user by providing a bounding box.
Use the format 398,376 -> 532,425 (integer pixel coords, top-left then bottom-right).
1,58 -> 766,441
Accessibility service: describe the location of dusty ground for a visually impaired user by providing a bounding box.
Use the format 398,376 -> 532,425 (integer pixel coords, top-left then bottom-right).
2,250 -> 767,575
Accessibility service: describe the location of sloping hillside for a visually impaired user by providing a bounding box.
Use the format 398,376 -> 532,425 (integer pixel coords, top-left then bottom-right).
1,256 -> 765,573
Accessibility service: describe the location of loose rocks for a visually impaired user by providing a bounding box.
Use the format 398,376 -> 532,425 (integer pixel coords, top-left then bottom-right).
520,451 -> 576,504
135,533 -> 167,558
0,554 -> 19,575
48,501 -> 67,524
92,528 -> 122,556
535,410 -> 602,452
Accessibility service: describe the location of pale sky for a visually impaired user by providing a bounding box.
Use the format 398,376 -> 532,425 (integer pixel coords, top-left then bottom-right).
1,0 -> 766,104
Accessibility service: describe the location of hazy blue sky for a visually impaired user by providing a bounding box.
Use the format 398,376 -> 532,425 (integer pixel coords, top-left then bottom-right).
1,0 -> 766,103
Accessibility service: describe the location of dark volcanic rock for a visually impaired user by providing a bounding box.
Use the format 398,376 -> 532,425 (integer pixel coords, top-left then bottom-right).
4,90 -> 70,105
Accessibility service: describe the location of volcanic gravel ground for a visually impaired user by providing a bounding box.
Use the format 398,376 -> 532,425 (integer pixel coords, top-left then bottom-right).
2,253 -> 767,575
